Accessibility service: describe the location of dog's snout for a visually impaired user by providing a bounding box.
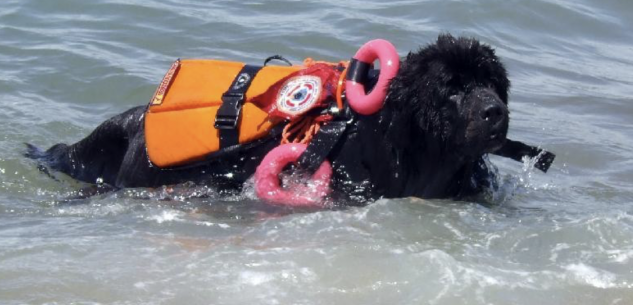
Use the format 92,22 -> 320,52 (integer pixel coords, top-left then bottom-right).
468,88 -> 508,128
480,103 -> 504,123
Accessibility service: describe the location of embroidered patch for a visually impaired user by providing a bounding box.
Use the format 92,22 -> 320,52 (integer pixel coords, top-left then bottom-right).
276,76 -> 322,116
151,59 -> 181,105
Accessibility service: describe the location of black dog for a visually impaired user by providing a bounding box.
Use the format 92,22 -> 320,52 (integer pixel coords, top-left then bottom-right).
27,34 -> 554,201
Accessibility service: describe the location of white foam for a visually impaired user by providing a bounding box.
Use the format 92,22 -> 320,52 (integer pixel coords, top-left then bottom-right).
606,249 -> 633,263
148,210 -> 183,224
564,263 -> 617,289
238,270 -> 273,286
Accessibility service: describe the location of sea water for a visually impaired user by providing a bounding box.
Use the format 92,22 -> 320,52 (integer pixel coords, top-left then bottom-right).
1,0 -> 633,304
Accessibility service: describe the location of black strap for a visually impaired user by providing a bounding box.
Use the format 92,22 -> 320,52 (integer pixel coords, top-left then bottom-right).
493,139 -> 556,173
215,65 -> 263,148
346,58 -> 371,84
297,120 -> 348,173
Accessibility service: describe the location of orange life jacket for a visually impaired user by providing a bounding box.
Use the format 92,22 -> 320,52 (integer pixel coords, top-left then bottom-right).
145,59 -> 303,168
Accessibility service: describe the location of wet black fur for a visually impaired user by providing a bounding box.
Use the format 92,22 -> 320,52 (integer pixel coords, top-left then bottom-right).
27,34 -> 512,201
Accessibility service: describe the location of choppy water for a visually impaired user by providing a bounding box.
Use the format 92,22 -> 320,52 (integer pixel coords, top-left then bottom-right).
1,0 -> 633,304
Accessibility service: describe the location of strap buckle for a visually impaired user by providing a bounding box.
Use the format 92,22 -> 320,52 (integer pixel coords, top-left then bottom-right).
214,92 -> 244,130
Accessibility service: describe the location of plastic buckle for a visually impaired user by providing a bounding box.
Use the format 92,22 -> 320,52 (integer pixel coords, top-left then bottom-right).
214,92 -> 244,130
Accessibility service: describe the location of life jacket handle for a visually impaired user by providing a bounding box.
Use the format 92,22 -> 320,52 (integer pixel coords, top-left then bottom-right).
264,55 -> 293,66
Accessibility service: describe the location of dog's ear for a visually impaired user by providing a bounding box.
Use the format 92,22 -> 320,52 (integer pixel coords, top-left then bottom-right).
384,72 -> 415,148
389,52 -> 434,130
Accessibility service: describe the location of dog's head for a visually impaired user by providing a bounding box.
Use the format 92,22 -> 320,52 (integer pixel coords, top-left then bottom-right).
389,34 -> 510,158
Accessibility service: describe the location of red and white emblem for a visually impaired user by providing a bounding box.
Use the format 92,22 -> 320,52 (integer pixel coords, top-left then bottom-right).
276,76 -> 322,116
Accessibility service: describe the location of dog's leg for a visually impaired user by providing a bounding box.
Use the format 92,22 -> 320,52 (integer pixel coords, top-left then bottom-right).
494,139 -> 556,172
60,183 -> 119,202
26,106 -> 146,185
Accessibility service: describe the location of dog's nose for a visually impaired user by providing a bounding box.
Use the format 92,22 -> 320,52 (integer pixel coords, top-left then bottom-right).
480,103 -> 504,124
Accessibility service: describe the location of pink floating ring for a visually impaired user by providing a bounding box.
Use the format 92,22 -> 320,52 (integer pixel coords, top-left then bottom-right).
255,143 -> 332,207
345,39 -> 400,116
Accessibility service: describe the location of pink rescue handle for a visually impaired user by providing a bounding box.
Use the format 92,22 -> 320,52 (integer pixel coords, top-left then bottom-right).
345,39 -> 400,115
255,143 -> 332,207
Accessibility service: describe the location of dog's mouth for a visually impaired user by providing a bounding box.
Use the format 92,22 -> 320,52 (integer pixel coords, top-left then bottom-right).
485,132 -> 507,153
